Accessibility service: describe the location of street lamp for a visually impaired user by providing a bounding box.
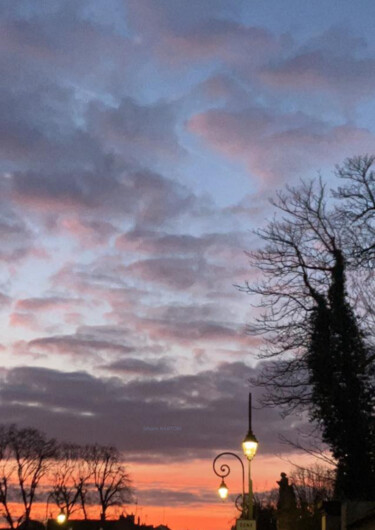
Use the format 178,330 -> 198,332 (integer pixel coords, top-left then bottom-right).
56,509 -> 67,525
242,393 -> 258,523
218,478 -> 229,500
242,433 -> 258,461
212,392 -> 258,530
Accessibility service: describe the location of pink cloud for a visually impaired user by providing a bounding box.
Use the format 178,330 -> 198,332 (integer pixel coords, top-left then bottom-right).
64,312 -> 85,326
59,216 -> 117,247
188,108 -> 375,183
158,21 -> 277,66
9,312 -> 38,329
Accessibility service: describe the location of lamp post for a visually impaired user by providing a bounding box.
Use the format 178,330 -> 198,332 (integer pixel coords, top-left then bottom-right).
212,393 -> 258,530
45,493 -> 53,530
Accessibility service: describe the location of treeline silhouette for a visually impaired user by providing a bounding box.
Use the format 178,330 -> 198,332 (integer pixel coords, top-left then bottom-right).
0,424 -> 133,529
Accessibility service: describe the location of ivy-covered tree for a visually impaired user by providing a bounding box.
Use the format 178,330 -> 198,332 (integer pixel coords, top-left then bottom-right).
307,250 -> 375,499
244,155 -> 375,499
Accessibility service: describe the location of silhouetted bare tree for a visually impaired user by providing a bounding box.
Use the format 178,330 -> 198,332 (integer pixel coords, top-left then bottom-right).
0,426 -> 135,525
0,426 -> 16,529
50,443 -> 91,519
0,425 -> 57,528
334,155 -> 375,350
85,445 -> 132,521
334,154 -> 375,267
290,464 -> 334,515
243,177 -> 344,411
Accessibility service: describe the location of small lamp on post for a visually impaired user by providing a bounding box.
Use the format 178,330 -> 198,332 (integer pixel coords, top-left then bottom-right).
218,478 -> 229,500
56,509 -> 67,525
213,452 -> 246,518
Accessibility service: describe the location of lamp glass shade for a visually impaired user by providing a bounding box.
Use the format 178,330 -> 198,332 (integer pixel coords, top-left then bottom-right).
218,479 -> 229,500
56,511 -> 67,524
242,432 -> 258,460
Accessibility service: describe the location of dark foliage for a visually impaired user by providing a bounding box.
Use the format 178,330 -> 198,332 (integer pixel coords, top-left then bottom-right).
307,251 -> 375,499
243,155 -> 375,499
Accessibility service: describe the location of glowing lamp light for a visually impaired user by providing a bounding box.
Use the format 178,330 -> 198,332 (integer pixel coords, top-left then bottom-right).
218,479 -> 229,500
242,431 -> 258,461
56,510 -> 67,525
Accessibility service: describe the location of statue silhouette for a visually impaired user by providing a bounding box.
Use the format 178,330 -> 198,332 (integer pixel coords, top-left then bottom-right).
276,473 -> 297,530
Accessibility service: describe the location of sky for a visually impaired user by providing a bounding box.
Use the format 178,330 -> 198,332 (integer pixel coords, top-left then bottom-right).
1,1 -> 375,529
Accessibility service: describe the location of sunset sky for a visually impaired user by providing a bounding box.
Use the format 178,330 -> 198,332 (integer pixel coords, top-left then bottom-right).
1,1 -> 375,529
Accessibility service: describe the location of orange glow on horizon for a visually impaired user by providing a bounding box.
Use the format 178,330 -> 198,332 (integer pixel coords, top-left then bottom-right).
2,453 -> 320,530
125,452 -> 319,530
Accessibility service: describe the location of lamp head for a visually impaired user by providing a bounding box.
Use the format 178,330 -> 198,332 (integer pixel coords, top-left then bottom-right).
218,478 -> 229,500
242,430 -> 258,460
56,509 -> 67,525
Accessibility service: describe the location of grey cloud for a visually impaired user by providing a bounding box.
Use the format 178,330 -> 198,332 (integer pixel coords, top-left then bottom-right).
125,0 -> 277,67
27,333 -> 134,357
0,363 -> 309,461
128,170 -> 196,225
116,229 -> 208,254
0,1 -> 132,93
0,292 -> 11,309
12,164 -> 122,210
15,296 -> 81,312
10,165 -> 196,227
137,314 -> 247,345
0,5 -> 196,228
303,27 -> 367,56
88,97 -> 184,164
0,82 -> 95,171
0,205 -> 37,263
260,27 -> 375,101
101,357 -> 172,376
125,0 -> 241,34
137,488 -> 217,507
126,257 -> 211,289
262,52 -> 375,96
125,253 -> 244,292
116,228 -> 249,257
